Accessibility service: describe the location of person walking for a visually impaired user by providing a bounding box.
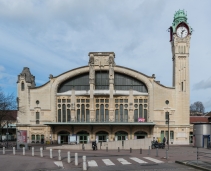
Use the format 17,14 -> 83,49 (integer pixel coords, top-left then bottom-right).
163,137 -> 166,144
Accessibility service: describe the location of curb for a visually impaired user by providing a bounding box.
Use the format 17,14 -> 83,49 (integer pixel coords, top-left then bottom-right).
175,161 -> 211,171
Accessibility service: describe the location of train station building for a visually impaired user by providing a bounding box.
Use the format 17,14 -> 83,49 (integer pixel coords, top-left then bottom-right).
16,10 -> 192,145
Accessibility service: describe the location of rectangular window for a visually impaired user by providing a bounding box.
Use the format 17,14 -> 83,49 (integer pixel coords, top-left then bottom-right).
124,109 -> 128,122
105,99 -> 109,103
96,99 -> 99,103
86,109 -> 90,122
144,99 -> 147,103
96,109 -> 99,122
67,109 -> 71,122
115,99 -> 119,103
100,99 -> 104,103
105,109 -> 109,122
181,82 -> 183,91
77,99 -> 80,103
144,109 -> 147,122
62,104 -> 66,122
77,109 -> 80,122
100,104 -> 104,122
36,112 -> 39,120
62,99 -> 66,103
58,99 -> 61,103
115,109 -> 119,122
58,109 -> 61,122
120,99 -> 123,103
139,99 -> 143,103
81,99 -> 85,103
134,109 -> 138,122
134,99 -> 138,103
124,99 -> 128,103
139,104 -> 143,118
165,112 -> 169,124
170,131 -> 174,140
67,99 -> 71,103
86,99 -> 90,103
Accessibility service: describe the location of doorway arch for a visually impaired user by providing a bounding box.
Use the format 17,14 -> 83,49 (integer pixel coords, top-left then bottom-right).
115,131 -> 128,141
58,131 -> 70,144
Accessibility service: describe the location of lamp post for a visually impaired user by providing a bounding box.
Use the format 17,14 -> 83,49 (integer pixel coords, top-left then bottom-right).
6,121 -> 9,149
165,100 -> 169,150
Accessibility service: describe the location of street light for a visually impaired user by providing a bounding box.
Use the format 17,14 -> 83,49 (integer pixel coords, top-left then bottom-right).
6,121 -> 9,149
165,100 -> 170,150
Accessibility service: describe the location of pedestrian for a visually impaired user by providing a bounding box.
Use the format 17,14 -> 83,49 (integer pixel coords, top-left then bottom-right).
163,137 -> 166,144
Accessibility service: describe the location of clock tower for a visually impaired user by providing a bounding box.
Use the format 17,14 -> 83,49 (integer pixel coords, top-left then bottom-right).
170,9 -> 192,124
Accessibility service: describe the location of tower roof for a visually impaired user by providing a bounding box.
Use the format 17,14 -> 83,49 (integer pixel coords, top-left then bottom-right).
172,9 -> 192,33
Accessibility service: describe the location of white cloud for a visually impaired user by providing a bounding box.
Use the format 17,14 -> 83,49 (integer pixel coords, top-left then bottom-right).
193,77 -> 211,90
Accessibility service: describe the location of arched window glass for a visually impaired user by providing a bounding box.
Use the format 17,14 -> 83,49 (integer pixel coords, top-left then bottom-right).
62,104 -> 66,122
114,72 -> 148,92
58,73 -> 90,93
21,82 -> 25,91
58,109 -> 61,122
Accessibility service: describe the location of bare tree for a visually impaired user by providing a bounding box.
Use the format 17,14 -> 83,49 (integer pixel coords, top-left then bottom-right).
190,101 -> 205,115
0,87 -> 17,141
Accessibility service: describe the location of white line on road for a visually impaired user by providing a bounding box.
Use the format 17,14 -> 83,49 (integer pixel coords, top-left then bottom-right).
88,160 -> 98,167
143,157 -> 164,163
102,159 -> 115,165
54,161 -> 64,168
117,158 -> 131,165
130,157 -> 148,164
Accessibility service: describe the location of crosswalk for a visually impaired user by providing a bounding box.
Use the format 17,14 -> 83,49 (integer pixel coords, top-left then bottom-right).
87,157 -> 163,167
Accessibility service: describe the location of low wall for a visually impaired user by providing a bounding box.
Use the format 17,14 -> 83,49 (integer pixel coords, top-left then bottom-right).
46,138 -> 152,150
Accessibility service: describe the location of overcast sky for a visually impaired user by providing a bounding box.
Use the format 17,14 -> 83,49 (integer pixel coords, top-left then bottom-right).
0,0 -> 211,112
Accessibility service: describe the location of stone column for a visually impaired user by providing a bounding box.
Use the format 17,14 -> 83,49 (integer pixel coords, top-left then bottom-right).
89,54 -> 95,124
109,54 -> 115,122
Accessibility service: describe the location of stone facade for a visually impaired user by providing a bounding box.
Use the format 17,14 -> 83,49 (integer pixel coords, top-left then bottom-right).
16,10 -> 192,145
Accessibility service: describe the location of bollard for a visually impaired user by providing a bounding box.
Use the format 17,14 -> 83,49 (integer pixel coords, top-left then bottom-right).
140,148 -> 142,154
118,147 -> 120,152
75,153 -> 78,166
3,147 -> 5,154
32,147 -> 34,156
67,151 -> 70,163
106,147 -> 108,152
23,147 -> 25,155
156,148 -> 158,157
13,147 -> 15,155
83,156 -> 87,170
148,146 -> 150,155
40,147 -> 43,157
166,149 -> 168,159
130,148 -> 132,153
50,149 -> 52,159
58,150 -> 61,161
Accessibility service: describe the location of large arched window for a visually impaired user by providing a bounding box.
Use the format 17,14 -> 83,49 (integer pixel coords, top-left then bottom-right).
58,73 -> 89,93
114,72 -> 148,92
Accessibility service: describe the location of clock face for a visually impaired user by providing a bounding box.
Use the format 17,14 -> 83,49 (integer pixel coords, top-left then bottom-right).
176,26 -> 188,38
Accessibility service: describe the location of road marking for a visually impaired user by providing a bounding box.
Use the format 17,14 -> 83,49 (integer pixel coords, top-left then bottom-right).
102,159 -> 115,165
54,161 -> 64,168
117,158 -> 131,165
88,160 -> 98,167
143,157 -> 164,163
130,157 -> 148,164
